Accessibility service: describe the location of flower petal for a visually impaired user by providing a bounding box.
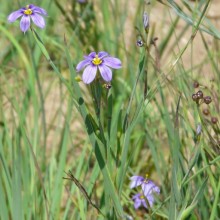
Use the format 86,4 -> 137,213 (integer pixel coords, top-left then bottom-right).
83,55 -> 94,60
31,13 -> 45,29
84,52 -> 96,59
152,185 -> 160,194
82,65 -> 97,84
98,51 -> 108,59
98,65 -> 112,82
31,5 -> 48,16
130,176 -> 144,188
146,194 -> 155,207
142,180 -> 160,197
141,198 -> 148,209
132,193 -> 141,200
76,59 -> 91,72
8,10 -> 23,22
20,15 -> 30,32
134,200 -> 141,210
103,57 -> 122,69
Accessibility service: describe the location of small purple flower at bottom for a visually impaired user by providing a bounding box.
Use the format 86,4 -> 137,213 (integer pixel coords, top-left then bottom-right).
76,51 -> 122,84
132,193 -> 148,209
8,4 -> 47,33
130,175 -> 160,207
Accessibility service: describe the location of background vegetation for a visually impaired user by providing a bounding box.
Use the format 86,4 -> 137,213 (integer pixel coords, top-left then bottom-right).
1,0 -> 220,219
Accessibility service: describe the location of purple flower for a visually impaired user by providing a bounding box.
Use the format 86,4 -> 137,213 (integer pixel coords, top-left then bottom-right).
130,175 -> 160,207
132,193 -> 148,209
76,51 -> 122,84
8,4 -> 47,33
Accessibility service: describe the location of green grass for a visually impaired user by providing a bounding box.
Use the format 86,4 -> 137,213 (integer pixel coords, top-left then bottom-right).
1,0 -> 220,219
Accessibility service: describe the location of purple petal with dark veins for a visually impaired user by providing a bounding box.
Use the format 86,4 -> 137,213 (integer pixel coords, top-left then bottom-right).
146,194 -> 155,207
142,180 -> 160,198
130,176 -> 144,188
134,199 -> 141,209
132,193 -> 141,200
82,65 -> 97,84
76,58 -> 91,72
84,52 -> 96,59
8,10 -> 23,22
31,13 -> 45,29
83,55 -> 95,60
103,57 -> 122,69
32,5 -> 48,16
98,65 -> 112,82
20,15 -> 30,32
98,51 -> 108,59
141,199 -> 148,209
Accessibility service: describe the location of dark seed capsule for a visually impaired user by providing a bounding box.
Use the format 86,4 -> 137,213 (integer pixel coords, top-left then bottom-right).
203,109 -> 210,116
204,96 -> 212,104
136,39 -> 144,47
192,94 -> 198,102
196,90 -> 203,99
193,81 -> 199,88
211,117 -> 218,124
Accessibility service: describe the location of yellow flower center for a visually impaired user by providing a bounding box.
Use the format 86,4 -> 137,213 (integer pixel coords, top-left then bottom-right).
24,5 -> 32,15
92,55 -> 102,65
140,195 -> 145,199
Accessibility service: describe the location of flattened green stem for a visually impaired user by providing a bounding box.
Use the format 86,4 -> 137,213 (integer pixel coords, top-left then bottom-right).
64,43 -> 124,217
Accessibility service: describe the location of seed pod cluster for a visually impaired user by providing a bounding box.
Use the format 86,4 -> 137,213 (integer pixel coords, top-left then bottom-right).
192,90 -> 212,106
192,81 -> 218,128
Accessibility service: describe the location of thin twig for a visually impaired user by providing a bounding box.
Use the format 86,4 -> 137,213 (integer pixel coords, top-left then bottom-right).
63,170 -> 104,216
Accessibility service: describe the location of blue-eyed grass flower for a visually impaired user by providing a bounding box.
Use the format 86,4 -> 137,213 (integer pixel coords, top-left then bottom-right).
8,4 -> 47,33
76,51 -> 122,84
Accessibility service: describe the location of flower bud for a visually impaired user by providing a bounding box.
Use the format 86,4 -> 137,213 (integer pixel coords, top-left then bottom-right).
196,124 -> 202,135
193,81 -> 199,88
211,117 -> 218,124
204,96 -> 212,104
103,83 -> 112,89
136,39 -> 144,47
75,75 -> 82,82
143,12 -> 149,30
202,109 -> 209,116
